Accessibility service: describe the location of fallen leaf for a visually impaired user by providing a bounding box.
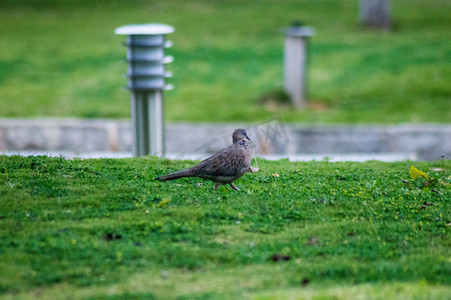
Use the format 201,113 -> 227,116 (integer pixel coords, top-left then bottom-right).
301,278 -> 310,286
157,198 -> 171,207
271,254 -> 291,262
410,165 -> 427,180
102,233 -> 122,241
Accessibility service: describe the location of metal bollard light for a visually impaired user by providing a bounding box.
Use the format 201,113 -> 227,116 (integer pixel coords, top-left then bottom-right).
115,23 -> 174,157
283,23 -> 314,109
360,0 -> 391,30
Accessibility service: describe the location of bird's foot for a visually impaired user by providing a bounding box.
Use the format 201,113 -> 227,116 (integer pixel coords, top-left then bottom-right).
229,183 -> 240,191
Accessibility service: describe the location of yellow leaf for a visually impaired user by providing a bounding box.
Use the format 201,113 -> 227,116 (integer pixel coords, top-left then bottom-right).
157,198 -> 171,207
410,165 -> 427,180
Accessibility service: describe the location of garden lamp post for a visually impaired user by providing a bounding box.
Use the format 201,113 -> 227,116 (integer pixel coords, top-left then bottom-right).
283,22 -> 314,109
115,23 -> 174,157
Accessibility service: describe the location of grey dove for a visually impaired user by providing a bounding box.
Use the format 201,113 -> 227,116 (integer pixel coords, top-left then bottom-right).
156,129 -> 251,190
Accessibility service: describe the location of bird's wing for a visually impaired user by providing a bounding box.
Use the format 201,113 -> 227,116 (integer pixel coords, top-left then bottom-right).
192,145 -> 247,177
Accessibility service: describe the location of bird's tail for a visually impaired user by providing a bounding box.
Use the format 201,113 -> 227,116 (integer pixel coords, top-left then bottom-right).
155,170 -> 192,181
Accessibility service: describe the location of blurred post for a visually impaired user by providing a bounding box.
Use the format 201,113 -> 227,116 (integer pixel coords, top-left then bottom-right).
115,24 -> 174,157
360,0 -> 391,30
283,22 -> 314,109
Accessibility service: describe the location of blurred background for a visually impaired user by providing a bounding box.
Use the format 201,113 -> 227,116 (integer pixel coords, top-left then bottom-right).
0,0 -> 450,159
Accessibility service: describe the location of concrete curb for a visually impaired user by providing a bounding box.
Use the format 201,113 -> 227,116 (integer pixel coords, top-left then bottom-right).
1,119 -> 450,161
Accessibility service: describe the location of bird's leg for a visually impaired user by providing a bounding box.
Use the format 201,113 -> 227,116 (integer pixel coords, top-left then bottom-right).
229,183 -> 240,191
215,183 -> 220,190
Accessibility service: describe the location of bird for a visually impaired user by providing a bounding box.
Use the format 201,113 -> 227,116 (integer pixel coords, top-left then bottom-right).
156,128 -> 252,190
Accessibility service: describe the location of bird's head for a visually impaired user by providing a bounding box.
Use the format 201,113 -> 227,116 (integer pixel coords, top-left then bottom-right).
232,128 -> 250,144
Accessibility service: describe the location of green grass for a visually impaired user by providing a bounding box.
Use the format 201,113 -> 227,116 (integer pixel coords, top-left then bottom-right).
0,155 -> 450,299
0,0 -> 450,123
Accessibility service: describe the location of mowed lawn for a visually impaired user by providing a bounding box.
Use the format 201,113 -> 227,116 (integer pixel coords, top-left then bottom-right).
0,0 -> 450,123
0,155 -> 450,298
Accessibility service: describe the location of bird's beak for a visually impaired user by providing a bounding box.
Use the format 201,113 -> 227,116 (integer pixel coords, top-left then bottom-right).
245,134 -> 251,141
